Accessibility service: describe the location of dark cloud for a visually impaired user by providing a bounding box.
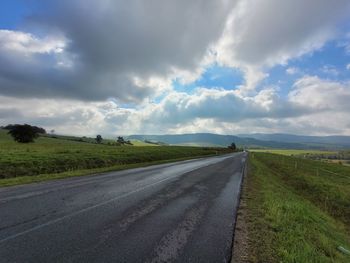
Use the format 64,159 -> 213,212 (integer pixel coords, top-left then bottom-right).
0,0 -> 235,102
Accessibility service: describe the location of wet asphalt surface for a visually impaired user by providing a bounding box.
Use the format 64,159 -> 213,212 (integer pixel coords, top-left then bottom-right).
0,152 -> 247,263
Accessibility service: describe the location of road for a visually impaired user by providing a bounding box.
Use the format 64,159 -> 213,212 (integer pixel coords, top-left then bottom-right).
0,152 -> 247,262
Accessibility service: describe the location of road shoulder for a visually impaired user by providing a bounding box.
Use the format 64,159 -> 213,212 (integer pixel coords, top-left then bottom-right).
231,159 -> 250,263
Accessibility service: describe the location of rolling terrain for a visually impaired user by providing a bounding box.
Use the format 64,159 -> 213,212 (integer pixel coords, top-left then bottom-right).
238,133 -> 350,148
0,129 -> 231,186
128,133 -> 350,149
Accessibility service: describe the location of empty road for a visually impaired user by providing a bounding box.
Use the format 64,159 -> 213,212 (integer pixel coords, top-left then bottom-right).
0,152 -> 247,262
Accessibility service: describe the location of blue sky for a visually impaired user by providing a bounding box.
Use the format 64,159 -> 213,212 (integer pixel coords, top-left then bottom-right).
0,0 -> 350,136
173,65 -> 244,93
0,0 -> 39,29
260,40 -> 350,96
173,38 -> 350,97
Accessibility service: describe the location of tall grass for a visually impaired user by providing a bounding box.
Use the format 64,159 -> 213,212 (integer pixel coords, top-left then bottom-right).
244,152 -> 350,262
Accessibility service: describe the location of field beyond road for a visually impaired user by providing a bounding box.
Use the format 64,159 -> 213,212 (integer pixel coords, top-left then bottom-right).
234,152 -> 350,262
249,148 -> 337,156
0,129 -> 232,186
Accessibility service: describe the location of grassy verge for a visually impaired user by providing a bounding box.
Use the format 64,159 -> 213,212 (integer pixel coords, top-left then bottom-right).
249,149 -> 337,156
239,152 -> 350,262
0,155 -> 216,187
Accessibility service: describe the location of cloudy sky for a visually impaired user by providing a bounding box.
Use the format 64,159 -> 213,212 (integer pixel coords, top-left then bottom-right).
1,0 -> 350,136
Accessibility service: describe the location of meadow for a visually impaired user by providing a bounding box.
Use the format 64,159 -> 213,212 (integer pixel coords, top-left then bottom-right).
249,148 -> 337,156
0,129 -> 231,186
250,148 -> 350,166
242,152 -> 350,262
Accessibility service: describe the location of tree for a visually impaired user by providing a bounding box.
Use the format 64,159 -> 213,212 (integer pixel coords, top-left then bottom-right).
4,124 -> 46,134
7,124 -> 43,143
117,136 -> 125,144
96,134 -> 103,144
228,142 -> 236,151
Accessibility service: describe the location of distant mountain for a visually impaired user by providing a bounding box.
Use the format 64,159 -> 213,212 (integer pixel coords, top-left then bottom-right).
237,133 -> 350,148
127,133 -> 322,149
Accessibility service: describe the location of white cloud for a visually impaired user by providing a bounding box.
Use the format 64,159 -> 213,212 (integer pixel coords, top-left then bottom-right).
289,76 -> 350,111
1,0 -> 349,102
214,0 -> 350,91
0,30 -> 66,54
5,76 -> 350,136
346,64 -> 350,70
286,67 -> 300,75
0,0 -> 235,102
1,1 -> 350,135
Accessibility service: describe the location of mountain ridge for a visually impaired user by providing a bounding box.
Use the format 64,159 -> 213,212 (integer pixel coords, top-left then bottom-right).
127,133 -> 350,149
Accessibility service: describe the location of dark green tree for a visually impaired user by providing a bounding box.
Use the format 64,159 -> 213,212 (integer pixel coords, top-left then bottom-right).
7,124 -> 43,143
117,136 -> 125,144
96,134 -> 103,144
228,142 -> 236,150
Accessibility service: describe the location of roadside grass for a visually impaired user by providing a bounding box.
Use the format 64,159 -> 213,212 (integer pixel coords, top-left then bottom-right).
0,156 -> 213,187
244,152 -> 350,262
0,129 -> 231,184
249,149 -> 337,156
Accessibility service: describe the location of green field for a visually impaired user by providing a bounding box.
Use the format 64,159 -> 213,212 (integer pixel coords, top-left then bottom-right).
249,148 -> 337,156
242,152 -> 350,262
0,129 -> 231,186
129,139 -> 160,146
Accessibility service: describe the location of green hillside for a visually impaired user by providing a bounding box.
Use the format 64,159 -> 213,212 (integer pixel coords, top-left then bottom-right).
0,129 -> 232,186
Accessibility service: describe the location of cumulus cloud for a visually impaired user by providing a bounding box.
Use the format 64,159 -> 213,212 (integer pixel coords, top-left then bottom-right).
1,1 -> 350,135
3,75 -> 349,136
289,76 -> 350,111
1,0 -> 349,101
220,0 -> 349,66
0,30 -> 65,55
215,0 -> 350,91
0,0 -> 234,102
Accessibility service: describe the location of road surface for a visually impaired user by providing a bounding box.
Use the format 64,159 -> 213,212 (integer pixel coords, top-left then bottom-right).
0,152 -> 247,262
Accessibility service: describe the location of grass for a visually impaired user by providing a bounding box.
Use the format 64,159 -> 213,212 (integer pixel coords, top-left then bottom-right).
129,139 -> 159,146
243,152 -> 350,262
0,129 -> 231,186
0,156 -> 211,187
249,149 -> 337,156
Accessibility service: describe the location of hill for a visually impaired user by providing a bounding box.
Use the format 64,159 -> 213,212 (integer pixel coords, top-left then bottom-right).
238,133 -> 350,149
127,133 -> 312,149
0,129 -> 232,186
127,133 -> 350,149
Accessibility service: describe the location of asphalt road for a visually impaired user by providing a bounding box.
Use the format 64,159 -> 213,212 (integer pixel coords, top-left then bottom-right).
0,152 -> 247,263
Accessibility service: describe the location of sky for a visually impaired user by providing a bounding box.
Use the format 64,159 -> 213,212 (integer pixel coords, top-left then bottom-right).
0,0 -> 350,136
